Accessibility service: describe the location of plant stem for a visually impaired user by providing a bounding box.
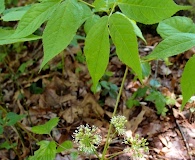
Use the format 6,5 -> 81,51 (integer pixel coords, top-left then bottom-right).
107,151 -> 125,159
109,2 -> 117,17
101,66 -> 128,160
78,0 -> 95,8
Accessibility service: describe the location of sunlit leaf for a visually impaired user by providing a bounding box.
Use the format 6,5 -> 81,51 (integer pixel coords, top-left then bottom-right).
79,2 -> 92,22
84,16 -> 110,88
31,117 -> 59,134
146,33 -> 195,60
13,1 -> 60,38
28,140 -> 56,160
118,0 -> 191,24
181,55 -> 195,109
84,14 -> 100,34
93,0 -> 116,12
1,5 -> 31,21
157,16 -> 195,39
56,140 -> 73,153
0,34 -> 41,45
41,0 -> 83,69
109,13 -> 142,80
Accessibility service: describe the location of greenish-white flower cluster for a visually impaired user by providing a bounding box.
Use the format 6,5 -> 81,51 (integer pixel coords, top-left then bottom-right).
110,115 -> 127,135
124,134 -> 149,158
73,124 -> 102,154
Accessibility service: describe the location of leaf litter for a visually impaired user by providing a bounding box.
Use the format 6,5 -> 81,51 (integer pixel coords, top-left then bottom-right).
0,34 -> 195,160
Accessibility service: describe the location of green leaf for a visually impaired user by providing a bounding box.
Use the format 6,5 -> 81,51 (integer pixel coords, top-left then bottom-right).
127,18 -> 146,43
146,33 -> 195,60
93,0 -> 116,12
0,29 -> 41,45
41,0 -> 83,69
56,140 -> 73,153
0,29 -> 15,39
84,16 -> 110,88
31,117 -> 59,134
6,112 -> 26,126
181,55 -> 195,109
0,34 -> 41,45
28,140 -> 56,160
1,5 -> 31,21
126,98 -> 140,108
0,0 -> 5,14
100,81 -> 110,90
136,87 -> 148,98
12,1 -> 60,38
70,152 -> 79,160
109,13 -> 142,80
118,0 -> 191,24
0,125 -> 3,134
145,90 -> 167,115
141,61 -> 151,78
84,14 -> 101,34
0,141 -> 17,149
157,16 -> 195,39
79,2 -> 92,22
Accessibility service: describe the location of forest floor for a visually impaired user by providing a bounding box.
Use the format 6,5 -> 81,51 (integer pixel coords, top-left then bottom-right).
0,33 -> 195,160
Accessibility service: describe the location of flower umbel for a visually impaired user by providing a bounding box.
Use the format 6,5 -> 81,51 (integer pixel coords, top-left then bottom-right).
111,115 -> 127,135
73,124 -> 102,154
124,134 -> 149,158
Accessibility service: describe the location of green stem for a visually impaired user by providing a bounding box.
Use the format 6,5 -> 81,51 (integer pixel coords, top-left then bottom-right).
109,2 -> 117,17
101,66 -> 128,160
78,0 -> 95,8
107,151 -> 125,159
17,122 -> 39,143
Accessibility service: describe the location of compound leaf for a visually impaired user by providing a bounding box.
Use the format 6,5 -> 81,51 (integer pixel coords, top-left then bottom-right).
109,13 -> 142,80
157,16 -> 195,39
41,0 -> 83,69
181,55 -> 195,109
28,140 -> 56,160
84,16 -> 110,88
31,117 -> 59,135
118,0 -> 191,24
146,33 -> 195,60
13,1 -> 60,38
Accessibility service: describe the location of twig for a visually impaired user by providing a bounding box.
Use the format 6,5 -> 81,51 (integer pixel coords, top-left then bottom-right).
175,120 -> 193,160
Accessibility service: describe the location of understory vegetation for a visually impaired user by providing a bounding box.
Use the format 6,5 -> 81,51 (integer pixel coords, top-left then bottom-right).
0,0 -> 195,159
